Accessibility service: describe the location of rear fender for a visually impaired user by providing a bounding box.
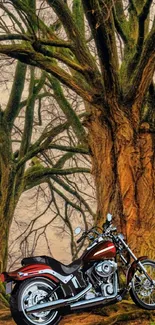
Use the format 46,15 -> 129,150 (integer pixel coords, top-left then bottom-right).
0,264 -> 59,284
126,256 -> 148,285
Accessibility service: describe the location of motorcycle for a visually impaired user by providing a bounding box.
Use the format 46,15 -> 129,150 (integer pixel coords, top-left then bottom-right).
1,213 -> 155,325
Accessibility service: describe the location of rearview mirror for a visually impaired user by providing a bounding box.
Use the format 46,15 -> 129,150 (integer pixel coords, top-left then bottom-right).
107,213 -> 112,222
74,227 -> 82,235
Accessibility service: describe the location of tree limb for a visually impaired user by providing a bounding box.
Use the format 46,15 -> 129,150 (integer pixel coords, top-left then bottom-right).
47,74 -> 86,143
129,0 -> 138,16
48,144 -> 90,155
9,0 -> 55,38
19,67 -> 35,158
0,4 -> 25,33
50,175 -> 95,217
32,41 -> 88,74
129,0 -> 153,73
4,61 -> 27,126
16,121 -> 70,169
125,24 -> 155,106
113,7 -> 128,44
0,34 -> 73,48
0,44 -> 94,103
82,0 -> 120,98
53,152 -> 75,169
24,166 -> 91,190
47,0 -> 96,69
139,0 -> 153,20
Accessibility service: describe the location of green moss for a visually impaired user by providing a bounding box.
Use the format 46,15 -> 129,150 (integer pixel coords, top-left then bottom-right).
72,0 -> 85,37
0,283 -> 9,307
5,61 -> 27,126
48,75 -> 86,143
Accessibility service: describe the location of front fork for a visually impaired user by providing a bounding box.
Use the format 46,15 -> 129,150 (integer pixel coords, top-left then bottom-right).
119,236 -> 154,286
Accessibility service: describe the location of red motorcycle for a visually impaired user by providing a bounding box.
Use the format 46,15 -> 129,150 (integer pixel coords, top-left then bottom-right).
1,214 -> 155,325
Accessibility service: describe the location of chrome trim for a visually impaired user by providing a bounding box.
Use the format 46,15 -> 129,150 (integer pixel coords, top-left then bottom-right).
18,269 -> 73,284
26,283 -> 92,314
87,242 -> 97,251
26,273 -> 119,314
72,276 -> 79,288
71,272 -> 118,310
38,269 -> 74,283
70,293 -> 117,310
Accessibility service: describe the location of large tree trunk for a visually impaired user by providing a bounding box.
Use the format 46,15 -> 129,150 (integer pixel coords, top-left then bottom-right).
132,123 -> 155,258
88,106 -> 155,258
0,211 -> 13,272
0,175 -> 16,272
0,123 -> 19,271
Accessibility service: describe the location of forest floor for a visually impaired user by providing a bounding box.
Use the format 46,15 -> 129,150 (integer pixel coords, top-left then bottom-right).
0,301 -> 155,325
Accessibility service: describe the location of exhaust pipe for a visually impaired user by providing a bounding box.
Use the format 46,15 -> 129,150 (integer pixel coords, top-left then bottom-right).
26,283 -> 92,314
26,275 -> 124,315
70,293 -> 121,310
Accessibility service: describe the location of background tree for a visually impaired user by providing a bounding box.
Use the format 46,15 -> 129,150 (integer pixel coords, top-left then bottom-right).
0,56 -> 94,271
0,0 -> 155,266
0,0 -> 96,271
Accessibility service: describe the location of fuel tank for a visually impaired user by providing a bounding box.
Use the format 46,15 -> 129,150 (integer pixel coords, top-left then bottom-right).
82,240 -> 116,263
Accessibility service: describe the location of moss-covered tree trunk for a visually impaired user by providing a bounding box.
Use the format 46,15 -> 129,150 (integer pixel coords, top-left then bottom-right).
0,0 -> 155,265
0,122 -> 18,271
88,102 -> 155,258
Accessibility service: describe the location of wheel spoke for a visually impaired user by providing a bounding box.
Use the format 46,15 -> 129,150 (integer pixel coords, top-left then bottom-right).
131,260 -> 155,309
21,280 -> 59,325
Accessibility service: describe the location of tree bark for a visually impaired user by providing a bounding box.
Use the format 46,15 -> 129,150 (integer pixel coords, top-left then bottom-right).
88,105 -> 155,258
0,123 -> 19,271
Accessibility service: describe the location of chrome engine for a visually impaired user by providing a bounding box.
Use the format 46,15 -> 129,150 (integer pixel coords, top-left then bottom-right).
95,260 -> 117,277
86,260 -> 118,299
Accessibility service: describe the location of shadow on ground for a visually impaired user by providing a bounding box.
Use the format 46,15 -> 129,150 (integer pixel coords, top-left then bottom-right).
0,301 -> 155,325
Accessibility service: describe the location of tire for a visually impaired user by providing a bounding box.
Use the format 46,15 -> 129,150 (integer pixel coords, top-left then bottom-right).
10,277 -> 62,325
130,259 -> 155,310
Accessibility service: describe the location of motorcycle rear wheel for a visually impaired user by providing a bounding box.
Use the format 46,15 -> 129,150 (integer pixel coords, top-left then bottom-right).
10,277 -> 62,325
130,259 -> 155,310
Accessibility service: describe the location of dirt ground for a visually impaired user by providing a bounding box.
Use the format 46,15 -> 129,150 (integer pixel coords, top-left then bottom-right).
0,308 -> 155,325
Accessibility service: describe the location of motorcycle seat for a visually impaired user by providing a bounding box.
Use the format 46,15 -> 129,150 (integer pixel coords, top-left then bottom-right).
21,255 -> 82,276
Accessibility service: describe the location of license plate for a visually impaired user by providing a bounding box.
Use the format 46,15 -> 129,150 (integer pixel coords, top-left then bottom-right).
6,282 -> 13,294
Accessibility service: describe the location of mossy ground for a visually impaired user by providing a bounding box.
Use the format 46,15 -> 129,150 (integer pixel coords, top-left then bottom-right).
0,301 -> 155,325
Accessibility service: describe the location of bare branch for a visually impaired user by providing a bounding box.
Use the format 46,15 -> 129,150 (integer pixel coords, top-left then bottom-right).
125,24 -> 155,107
24,166 -> 91,190
0,44 -> 94,103
0,34 -> 73,48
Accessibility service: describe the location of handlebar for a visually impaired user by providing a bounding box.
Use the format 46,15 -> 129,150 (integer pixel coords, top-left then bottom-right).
76,227 -> 99,244
76,224 -> 117,244
76,233 -> 86,244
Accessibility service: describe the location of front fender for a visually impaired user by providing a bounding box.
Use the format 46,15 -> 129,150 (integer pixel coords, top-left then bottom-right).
1,264 -> 59,284
126,256 -> 148,285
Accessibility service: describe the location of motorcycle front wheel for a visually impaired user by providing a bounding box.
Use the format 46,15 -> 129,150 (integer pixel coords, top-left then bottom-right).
10,277 -> 62,325
130,259 -> 155,310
